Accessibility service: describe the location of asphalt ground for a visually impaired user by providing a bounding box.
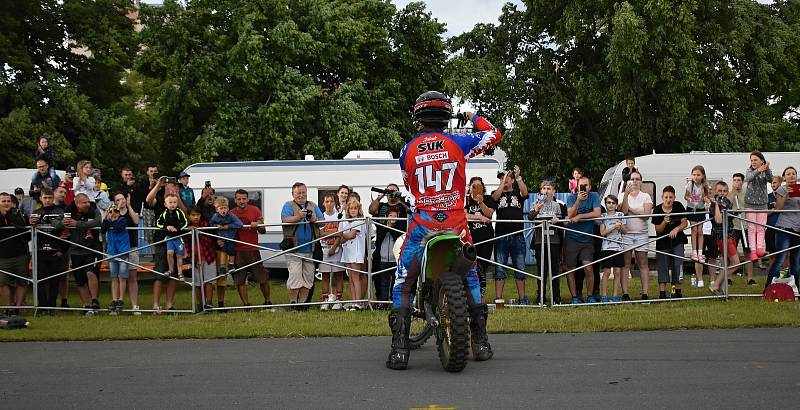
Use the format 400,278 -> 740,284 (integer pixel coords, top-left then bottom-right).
1,328 -> 799,409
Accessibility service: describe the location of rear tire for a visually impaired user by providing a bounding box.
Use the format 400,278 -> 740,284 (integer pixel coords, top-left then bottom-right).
435,276 -> 469,372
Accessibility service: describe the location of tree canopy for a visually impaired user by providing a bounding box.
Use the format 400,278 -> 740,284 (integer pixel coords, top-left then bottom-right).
1,0 -> 798,186
446,0 -> 800,186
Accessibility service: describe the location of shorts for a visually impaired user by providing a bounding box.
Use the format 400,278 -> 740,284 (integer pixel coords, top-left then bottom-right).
70,254 -> 98,286
766,228 -> 776,253
194,261 -> 217,285
108,257 -> 130,279
702,234 -> 719,259
717,238 -> 738,258
686,207 -> 705,223
599,250 -> 625,269
218,240 -> 236,257
564,237 -> 594,268
624,233 -> 651,253
0,254 -> 31,287
286,252 -> 314,289
233,250 -> 268,285
152,244 -> 171,283
319,246 -> 345,273
733,229 -> 750,252
166,237 -> 186,256
128,251 -> 140,270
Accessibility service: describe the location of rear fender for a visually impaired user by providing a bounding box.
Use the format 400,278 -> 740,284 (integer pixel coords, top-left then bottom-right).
421,233 -> 476,283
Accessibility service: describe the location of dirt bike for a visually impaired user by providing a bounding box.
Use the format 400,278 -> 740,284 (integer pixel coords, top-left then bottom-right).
405,231 -> 477,372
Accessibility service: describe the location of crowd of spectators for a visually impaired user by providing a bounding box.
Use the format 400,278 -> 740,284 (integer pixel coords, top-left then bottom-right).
1,143 -> 799,316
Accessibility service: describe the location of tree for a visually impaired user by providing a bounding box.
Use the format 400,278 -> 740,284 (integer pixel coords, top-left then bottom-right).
0,0 -> 149,175
135,0 -> 447,170
446,0 -> 800,187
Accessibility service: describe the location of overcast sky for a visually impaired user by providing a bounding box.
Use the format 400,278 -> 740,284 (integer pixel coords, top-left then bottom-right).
142,1 -> 773,37
393,0 -> 526,37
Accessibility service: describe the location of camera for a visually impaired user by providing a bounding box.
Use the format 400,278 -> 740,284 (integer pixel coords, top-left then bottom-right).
714,194 -> 726,203
536,193 -> 546,202
370,187 -> 404,199
41,214 -> 63,224
579,184 -> 588,192
63,212 -> 71,219
205,180 -> 211,188
164,176 -> 178,184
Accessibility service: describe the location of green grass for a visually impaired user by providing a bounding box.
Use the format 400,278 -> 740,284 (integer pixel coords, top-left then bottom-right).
3,266 -> 798,342
2,299 -> 799,342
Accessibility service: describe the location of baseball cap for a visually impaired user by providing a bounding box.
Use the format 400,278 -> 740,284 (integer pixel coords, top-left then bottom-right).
178,171 -> 190,178
14,187 -> 24,195
66,165 -> 77,173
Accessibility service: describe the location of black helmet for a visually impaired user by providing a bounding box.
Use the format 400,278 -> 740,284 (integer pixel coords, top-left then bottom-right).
413,91 -> 452,129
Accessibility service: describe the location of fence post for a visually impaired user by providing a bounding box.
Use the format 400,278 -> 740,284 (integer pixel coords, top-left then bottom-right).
722,208 -> 729,301
538,221 -> 544,307
366,216 -> 373,309
31,225 -> 39,313
545,220 -> 554,306
190,228 -> 197,313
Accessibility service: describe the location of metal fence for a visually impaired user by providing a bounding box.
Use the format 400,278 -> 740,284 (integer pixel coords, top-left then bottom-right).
1,208 -> 798,315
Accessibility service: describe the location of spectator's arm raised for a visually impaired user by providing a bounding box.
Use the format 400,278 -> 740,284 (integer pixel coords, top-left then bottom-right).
514,165 -> 528,198
145,176 -> 165,208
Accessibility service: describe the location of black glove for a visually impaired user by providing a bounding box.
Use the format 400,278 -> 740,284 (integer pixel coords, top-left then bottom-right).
456,112 -> 470,128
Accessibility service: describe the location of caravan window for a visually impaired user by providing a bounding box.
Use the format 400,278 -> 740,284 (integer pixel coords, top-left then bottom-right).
213,190 -> 262,211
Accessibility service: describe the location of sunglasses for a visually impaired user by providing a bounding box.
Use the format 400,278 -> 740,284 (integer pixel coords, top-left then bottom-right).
605,202 -> 617,205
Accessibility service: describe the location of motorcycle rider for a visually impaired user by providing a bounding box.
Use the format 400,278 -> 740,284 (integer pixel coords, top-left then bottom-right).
387,91 -> 501,370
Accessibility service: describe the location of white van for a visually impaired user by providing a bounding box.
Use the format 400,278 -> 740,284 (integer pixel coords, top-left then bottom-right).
182,151 -> 502,268
0,168 -> 66,196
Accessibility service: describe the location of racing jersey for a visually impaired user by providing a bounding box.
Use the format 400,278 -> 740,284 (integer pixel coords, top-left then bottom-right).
399,114 -> 501,212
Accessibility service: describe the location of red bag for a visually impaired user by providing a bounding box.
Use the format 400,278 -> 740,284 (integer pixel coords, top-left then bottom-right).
763,283 -> 796,302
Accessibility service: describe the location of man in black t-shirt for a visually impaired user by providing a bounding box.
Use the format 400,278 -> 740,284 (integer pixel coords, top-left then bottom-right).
491,165 -> 529,304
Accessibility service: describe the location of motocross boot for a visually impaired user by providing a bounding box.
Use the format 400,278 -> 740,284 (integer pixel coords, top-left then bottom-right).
386,307 -> 411,370
469,304 -> 493,361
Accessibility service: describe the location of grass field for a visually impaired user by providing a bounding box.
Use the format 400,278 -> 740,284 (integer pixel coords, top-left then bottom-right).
2,268 -> 799,342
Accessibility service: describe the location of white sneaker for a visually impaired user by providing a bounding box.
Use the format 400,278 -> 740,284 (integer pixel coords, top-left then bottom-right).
342,302 -> 352,311
321,294 -> 336,311
697,280 -> 705,288
331,298 -> 343,311
132,305 -> 142,316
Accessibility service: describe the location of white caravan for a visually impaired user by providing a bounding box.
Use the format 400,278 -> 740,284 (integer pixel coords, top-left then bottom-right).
182,151 -> 502,269
0,168 -> 66,196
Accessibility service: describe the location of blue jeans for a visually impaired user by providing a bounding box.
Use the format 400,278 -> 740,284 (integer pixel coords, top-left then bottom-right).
494,233 -> 527,281
109,257 -> 130,279
765,229 -> 800,290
